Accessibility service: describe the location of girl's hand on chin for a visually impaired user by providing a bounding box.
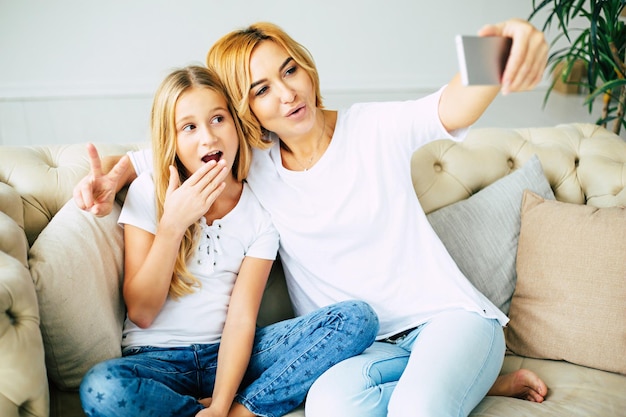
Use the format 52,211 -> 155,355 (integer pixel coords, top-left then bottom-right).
162,161 -> 228,232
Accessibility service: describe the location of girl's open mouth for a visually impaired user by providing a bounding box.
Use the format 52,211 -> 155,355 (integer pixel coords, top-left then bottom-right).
202,151 -> 223,163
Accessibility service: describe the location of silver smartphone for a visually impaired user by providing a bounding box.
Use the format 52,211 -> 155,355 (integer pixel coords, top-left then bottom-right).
455,35 -> 512,86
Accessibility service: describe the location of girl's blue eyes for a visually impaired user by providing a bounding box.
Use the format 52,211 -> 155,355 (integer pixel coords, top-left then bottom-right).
181,116 -> 225,131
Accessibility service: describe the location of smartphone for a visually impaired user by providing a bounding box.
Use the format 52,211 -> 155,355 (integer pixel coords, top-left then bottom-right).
455,35 -> 512,86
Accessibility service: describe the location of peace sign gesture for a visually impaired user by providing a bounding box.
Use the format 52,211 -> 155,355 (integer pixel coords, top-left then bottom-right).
73,143 -> 131,216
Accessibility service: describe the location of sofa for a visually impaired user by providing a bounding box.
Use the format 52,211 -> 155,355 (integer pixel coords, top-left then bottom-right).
1,122 -> 625,417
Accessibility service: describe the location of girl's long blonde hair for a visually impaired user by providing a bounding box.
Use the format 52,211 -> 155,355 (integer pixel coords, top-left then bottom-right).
150,65 -> 250,298
206,22 -> 324,149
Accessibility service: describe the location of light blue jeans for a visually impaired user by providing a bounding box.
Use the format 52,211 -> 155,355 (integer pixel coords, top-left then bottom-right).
306,310 -> 505,417
79,300 -> 378,417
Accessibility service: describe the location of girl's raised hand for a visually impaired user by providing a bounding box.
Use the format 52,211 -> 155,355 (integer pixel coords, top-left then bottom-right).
73,143 -> 130,216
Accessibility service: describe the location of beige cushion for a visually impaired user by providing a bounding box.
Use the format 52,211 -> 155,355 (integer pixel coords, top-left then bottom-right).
506,190 -> 626,375
29,200 -> 125,390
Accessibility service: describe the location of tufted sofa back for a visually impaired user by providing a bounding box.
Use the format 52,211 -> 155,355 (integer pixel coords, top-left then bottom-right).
2,123 -> 624,250
412,123 -> 626,213
0,143 -> 145,246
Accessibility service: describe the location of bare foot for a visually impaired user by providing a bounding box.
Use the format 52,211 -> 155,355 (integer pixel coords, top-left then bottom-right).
488,369 -> 548,403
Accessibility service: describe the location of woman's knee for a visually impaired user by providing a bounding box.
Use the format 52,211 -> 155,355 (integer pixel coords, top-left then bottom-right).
305,342 -> 407,417
305,360 -> 381,417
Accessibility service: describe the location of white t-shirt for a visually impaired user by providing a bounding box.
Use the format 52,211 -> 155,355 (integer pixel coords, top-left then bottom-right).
118,172 -> 278,349
129,90 -> 508,339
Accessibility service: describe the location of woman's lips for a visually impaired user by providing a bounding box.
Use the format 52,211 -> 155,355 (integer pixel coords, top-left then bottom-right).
287,104 -> 305,117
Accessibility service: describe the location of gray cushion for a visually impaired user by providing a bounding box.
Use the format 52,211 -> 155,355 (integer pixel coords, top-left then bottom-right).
426,155 -> 554,314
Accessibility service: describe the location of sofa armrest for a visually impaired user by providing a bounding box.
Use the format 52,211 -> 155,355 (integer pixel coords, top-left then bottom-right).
0,250 -> 48,417
0,183 -> 28,267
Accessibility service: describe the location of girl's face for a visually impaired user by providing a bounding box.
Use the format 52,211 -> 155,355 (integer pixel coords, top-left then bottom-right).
175,86 -> 239,180
248,40 -> 316,140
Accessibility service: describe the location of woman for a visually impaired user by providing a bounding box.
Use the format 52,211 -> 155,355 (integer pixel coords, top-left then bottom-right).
74,19 -> 549,417
78,65 -> 378,417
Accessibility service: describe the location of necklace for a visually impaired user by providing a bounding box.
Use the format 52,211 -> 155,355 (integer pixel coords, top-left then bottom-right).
291,111 -> 326,172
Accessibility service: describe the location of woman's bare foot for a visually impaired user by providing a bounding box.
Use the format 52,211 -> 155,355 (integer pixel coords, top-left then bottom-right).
488,369 -> 548,403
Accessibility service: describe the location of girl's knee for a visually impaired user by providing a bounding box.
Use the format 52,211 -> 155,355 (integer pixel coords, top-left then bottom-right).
79,361 -> 123,413
334,300 -> 379,345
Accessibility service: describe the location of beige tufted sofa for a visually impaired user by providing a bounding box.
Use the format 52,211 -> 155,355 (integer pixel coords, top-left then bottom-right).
1,122 -> 625,417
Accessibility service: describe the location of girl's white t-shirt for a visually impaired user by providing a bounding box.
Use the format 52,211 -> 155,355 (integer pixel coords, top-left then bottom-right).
118,172 -> 278,349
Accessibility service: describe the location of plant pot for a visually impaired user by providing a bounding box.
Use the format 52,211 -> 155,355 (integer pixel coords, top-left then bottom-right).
552,60 -> 586,94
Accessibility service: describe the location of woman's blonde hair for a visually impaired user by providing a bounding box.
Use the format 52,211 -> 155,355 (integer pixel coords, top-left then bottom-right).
206,22 -> 324,149
150,65 -> 250,298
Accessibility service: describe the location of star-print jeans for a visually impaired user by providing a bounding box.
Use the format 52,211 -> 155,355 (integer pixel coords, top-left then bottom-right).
79,300 -> 378,417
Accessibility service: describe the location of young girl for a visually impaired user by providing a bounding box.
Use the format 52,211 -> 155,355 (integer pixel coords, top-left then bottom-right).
78,65 -> 378,417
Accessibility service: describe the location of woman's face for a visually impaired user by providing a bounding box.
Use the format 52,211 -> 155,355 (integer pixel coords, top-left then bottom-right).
174,86 -> 239,179
248,40 -> 317,140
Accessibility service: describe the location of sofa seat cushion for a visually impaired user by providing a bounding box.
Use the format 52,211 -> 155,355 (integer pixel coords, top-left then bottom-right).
29,200 -> 126,390
469,355 -> 626,416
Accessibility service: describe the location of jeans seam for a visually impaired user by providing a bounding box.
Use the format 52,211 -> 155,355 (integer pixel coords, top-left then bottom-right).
457,318 -> 498,417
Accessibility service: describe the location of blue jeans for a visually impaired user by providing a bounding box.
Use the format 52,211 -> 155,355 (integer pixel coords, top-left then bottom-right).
305,310 -> 505,417
79,300 -> 378,417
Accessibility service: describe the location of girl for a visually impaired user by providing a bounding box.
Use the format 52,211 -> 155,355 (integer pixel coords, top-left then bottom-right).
78,65 -> 378,417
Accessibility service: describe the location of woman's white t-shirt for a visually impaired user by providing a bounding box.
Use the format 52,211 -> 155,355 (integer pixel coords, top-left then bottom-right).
129,90 -> 508,339
118,172 -> 278,349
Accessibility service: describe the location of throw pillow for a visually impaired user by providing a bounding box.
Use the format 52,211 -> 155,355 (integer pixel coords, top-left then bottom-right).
29,200 -> 125,390
506,190 -> 626,375
426,155 -> 554,314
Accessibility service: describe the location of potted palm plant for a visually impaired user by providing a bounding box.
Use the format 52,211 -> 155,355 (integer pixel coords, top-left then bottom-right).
530,0 -> 626,134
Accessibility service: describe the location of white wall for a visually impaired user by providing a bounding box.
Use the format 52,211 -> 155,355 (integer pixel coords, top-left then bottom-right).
0,0 -> 537,145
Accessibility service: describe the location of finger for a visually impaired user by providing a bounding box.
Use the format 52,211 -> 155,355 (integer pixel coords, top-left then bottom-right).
166,166 -> 180,197
90,203 -> 105,217
198,163 -> 230,196
108,154 -> 131,183
186,160 -> 218,187
72,182 -> 87,210
477,23 -> 502,37
85,143 -> 103,177
523,37 -> 549,89
79,177 -> 96,210
507,31 -> 548,92
205,181 -> 227,206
